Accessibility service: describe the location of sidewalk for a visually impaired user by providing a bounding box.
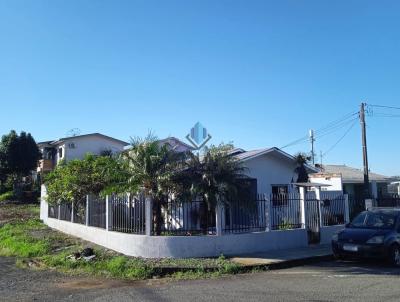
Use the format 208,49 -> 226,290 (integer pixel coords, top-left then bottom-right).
230,244 -> 333,269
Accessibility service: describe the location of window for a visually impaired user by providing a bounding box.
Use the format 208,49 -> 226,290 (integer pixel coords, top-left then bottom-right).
272,185 -> 288,195
271,185 -> 289,206
67,142 -> 76,149
58,147 -> 63,158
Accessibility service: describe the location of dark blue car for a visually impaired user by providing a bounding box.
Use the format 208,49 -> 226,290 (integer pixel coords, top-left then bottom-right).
332,208 -> 400,266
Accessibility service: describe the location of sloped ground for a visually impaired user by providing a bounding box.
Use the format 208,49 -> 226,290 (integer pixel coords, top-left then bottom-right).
0,203 -> 241,282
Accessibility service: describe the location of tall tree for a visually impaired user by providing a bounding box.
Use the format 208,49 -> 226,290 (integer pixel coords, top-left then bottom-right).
0,130 -> 41,193
123,134 -> 187,235
294,152 -> 311,183
175,144 -> 250,234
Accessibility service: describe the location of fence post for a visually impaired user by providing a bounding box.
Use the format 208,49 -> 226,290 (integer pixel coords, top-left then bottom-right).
315,187 -> 323,227
105,195 -> 109,231
71,201 -> 74,223
145,196 -> 153,236
299,187 -> 306,229
266,194 -> 272,232
58,202 -> 61,220
344,194 -> 350,223
40,184 -> 48,222
85,195 -> 89,226
215,202 -> 224,236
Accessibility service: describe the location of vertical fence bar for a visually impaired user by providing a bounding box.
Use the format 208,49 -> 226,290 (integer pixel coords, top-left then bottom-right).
106,195 -> 109,231
85,195 -> 89,226
266,195 -> 272,231
344,194 -> 350,223
71,201 -> 74,223
58,203 -> 61,220
215,202 -> 224,236
315,187 -> 323,228
145,196 -> 153,236
299,187 -> 306,229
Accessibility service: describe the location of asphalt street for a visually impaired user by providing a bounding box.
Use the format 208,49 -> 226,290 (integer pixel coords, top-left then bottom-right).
1,257 -> 400,302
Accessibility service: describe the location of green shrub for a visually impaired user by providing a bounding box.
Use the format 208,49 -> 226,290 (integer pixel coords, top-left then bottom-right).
0,191 -> 14,202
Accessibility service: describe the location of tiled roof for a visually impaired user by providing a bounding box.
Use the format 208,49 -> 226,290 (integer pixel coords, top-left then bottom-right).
319,164 -> 392,183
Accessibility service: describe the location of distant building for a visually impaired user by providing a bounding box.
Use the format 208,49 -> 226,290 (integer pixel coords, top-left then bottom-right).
310,164 -> 394,200
37,133 -> 129,174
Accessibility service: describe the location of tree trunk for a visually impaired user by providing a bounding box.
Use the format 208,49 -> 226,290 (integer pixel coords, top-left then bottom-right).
152,199 -> 163,236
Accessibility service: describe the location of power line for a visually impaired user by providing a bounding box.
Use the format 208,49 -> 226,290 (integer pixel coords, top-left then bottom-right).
322,119 -> 358,157
368,104 -> 400,110
280,110 -> 359,149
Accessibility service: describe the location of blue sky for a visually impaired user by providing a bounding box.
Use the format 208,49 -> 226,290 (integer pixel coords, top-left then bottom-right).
1,0 -> 400,175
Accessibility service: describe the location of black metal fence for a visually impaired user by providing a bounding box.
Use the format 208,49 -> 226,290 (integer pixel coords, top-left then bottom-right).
156,200 -> 216,235
88,195 -> 106,229
48,204 -> 59,219
73,200 -> 86,224
59,202 -> 72,221
110,194 -> 146,234
320,192 -> 345,226
46,192 -> 347,236
270,193 -> 302,230
223,197 -> 267,233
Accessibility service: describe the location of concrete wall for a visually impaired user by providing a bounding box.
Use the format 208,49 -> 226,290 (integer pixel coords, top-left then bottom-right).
320,225 -> 345,245
244,153 -> 298,195
45,218 -> 308,258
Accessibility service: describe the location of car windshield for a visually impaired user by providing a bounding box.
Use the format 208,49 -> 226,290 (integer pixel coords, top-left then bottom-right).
350,211 -> 397,229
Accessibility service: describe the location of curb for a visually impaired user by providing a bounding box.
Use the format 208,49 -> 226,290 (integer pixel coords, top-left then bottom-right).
152,254 -> 333,277
237,254 -> 334,272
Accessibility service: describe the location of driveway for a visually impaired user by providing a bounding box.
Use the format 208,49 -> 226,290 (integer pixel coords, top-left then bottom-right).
1,257 -> 400,302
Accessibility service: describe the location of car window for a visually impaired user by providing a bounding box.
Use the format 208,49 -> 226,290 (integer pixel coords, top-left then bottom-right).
351,212 -> 367,227
350,212 -> 397,229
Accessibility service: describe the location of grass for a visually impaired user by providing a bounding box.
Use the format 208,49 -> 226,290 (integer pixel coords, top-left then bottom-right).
0,203 -> 243,281
0,191 -> 14,202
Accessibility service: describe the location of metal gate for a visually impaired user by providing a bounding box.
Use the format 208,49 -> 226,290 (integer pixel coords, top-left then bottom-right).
305,196 -> 321,244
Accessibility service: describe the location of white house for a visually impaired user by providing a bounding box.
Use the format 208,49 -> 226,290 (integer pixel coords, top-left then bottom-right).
229,147 -> 319,196
37,133 -> 129,173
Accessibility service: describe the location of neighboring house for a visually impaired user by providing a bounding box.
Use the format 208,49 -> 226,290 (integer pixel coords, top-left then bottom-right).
229,147 -> 319,196
37,133 -> 129,174
157,137 -> 195,152
310,164 -> 395,200
388,182 -> 400,195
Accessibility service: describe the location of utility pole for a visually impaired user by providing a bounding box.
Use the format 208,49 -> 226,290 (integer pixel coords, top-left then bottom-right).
360,103 -> 370,198
320,151 -> 323,167
309,129 -> 315,165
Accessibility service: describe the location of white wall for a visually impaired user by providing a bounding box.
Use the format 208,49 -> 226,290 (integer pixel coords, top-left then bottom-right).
243,153 -> 298,195
309,175 -> 343,192
62,136 -> 126,162
46,218 -> 308,258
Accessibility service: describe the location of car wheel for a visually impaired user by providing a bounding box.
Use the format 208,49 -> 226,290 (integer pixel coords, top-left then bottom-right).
390,244 -> 400,267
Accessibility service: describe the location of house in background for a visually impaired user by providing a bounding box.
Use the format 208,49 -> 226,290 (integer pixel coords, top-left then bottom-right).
158,137 -> 195,152
310,164 -> 394,200
37,133 -> 129,174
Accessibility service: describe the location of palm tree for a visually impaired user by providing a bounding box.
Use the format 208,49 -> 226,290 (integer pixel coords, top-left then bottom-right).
123,134 -> 187,235
176,144 -> 250,234
294,152 -> 311,183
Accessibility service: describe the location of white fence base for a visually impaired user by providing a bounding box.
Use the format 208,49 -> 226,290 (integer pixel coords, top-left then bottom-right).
45,218 -> 308,258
